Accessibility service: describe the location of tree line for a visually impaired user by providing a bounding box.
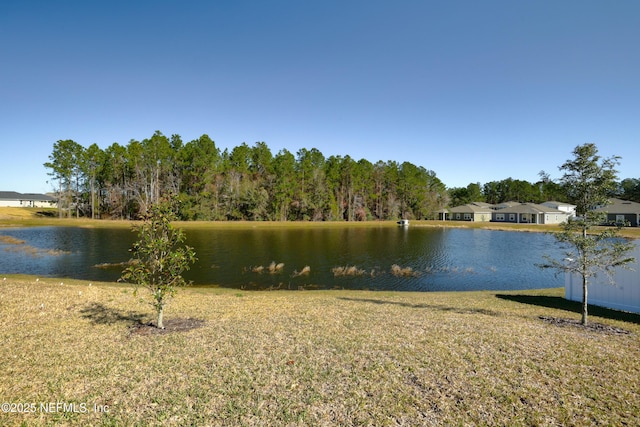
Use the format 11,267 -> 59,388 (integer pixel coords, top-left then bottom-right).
44,131 -> 447,221
44,132 -> 640,221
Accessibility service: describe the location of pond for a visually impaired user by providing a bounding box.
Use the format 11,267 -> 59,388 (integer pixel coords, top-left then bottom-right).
0,225 -> 566,292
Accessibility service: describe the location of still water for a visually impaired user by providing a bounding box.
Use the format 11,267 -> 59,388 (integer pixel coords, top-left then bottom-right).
0,226 -> 565,291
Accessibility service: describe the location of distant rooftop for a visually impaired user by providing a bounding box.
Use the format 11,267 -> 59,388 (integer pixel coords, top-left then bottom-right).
0,191 -> 55,201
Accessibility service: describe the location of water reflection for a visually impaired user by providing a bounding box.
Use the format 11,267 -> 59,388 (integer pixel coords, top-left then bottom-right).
0,226 -> 568,291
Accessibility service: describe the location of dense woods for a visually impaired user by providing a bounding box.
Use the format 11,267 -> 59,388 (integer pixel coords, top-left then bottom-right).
44,132 -> 447,220
44,132 -> 640,221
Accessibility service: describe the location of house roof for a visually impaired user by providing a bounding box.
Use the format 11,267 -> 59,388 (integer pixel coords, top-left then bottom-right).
449,204 -> 493,213
594,198 -> 640,214
541,200 -> 576,208
447,201 -> 576,215
0,191 -> 22,199
496,201 -> 521,208
469,201 -> 494,209
0,191 -> 55,201
496,203 -> 566,215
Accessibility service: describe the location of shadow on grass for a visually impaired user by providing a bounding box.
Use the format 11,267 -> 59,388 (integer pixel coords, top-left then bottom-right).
337,297 -> 498,316
495,294 -> 640,325
80,302 -> 146,326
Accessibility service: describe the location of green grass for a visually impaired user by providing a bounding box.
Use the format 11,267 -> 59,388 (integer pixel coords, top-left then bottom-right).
1,276 -> 639,426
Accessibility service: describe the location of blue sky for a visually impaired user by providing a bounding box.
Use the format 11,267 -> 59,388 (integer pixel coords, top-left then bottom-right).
1,0 -> 638,194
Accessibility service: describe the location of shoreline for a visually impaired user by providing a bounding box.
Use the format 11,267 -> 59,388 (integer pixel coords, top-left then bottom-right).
0,273 -> 562,293
2,212 -> 639,238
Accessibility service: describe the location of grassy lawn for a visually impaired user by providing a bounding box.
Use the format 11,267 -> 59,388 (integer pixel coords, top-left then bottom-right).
1,276 -> 639,426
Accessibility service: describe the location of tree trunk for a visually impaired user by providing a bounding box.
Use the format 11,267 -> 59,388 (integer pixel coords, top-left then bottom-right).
157,306 -> 165,329
581,276 -> 588,326
58,184 -> 63,219
90,176 -> 96,219
581,223 -> 588,325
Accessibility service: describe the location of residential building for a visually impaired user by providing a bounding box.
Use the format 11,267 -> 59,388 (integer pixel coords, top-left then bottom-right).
442,201 -> 571,225
593,198 -> 640,227
0,191 -> 57,208
492,203 -> 570,225
440,202 -> 493,222
540,201 -> 577,217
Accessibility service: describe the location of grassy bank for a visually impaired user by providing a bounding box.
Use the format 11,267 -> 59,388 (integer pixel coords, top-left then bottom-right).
1,276 -> 639,426
3,207 -> 640,238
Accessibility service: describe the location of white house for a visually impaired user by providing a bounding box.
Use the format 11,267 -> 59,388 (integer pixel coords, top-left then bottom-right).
565,243 -> 640,314
541,201 -> 576,218
0,191 -> 57,208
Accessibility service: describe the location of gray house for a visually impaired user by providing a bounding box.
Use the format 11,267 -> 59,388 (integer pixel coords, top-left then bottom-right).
593,198 -> 640,226
443,200 -> 571,225
491,203 -> 570,225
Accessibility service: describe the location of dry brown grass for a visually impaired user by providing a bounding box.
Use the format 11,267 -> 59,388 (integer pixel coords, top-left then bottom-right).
249,262 -> 285,275
0,207 -> 135,229
1,276 -> 639,426
390,264 -> 420,277
331,265 -> 366,277
268,262 -> 285,274
0,235 -> 26,245
0,207 -> 44,221
291,266 -> 311,277
3,246 -> 71,257
2,210 -> 639,239
0,234 -> 70,257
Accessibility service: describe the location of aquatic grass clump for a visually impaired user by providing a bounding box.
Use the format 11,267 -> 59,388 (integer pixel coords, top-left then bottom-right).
292,266 -> 311,277
250,262 -> 285,274
94,261 -> 134,269
1,234 -> 71,257
390,264 -> 420,277
0,235 -> 26,245
268,262 -> 285,274
4,245 -> 70,257
331,265 -> 366,277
